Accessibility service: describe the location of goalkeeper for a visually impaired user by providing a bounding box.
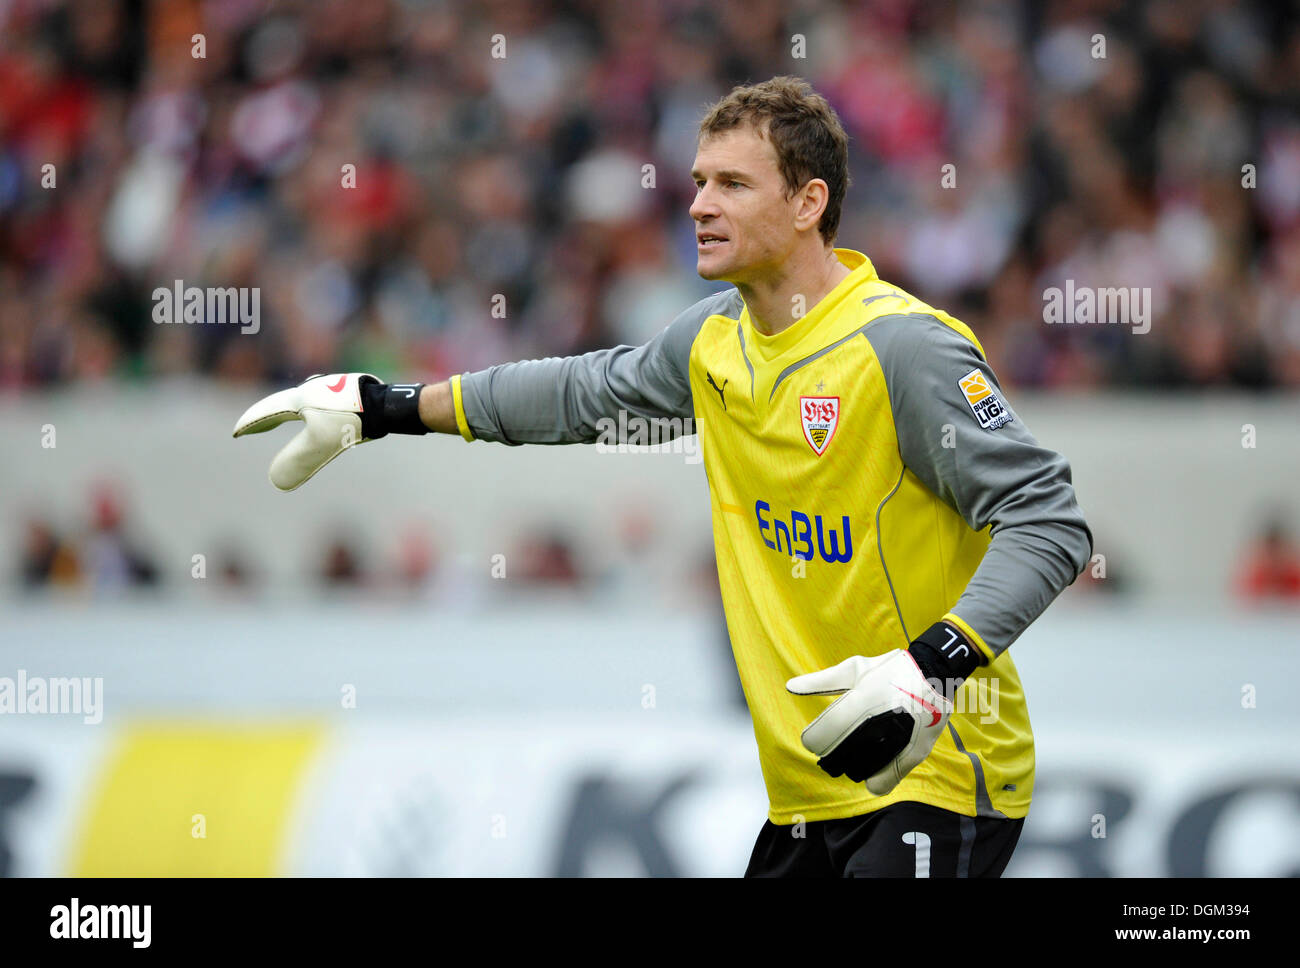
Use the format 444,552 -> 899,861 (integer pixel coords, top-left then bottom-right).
235,77 -> 1092,878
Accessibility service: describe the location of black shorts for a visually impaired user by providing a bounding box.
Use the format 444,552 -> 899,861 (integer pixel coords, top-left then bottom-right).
745,801 -> 1024,878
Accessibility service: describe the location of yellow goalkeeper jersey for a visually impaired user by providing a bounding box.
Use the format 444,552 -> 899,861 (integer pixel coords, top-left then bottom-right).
454,247 -> 1092,824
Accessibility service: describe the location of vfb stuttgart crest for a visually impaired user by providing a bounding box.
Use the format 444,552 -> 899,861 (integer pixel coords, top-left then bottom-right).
800,396 -> 840,456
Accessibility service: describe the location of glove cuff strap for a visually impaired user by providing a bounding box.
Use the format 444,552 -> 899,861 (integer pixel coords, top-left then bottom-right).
360,380 -> 429,438
908,621 -> 982,699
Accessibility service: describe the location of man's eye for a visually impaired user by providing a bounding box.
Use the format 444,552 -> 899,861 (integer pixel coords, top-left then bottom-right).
727,181 -> 742,189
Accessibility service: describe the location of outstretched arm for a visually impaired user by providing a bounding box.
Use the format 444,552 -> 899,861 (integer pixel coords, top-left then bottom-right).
417,380 -> 457,435
411,342 -> 695,440
234,288 -> 741,488
440,288 -> 740,445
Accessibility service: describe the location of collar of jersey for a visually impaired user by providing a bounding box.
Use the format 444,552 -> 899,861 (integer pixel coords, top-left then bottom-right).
740,248 -> 878,364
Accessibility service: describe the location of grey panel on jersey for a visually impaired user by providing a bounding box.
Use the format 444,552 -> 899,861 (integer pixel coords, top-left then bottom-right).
864,313 -> 1094,657
458,288 -> 743,445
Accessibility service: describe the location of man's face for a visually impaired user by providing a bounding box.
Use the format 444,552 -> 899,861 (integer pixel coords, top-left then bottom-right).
690,125 -> 801,284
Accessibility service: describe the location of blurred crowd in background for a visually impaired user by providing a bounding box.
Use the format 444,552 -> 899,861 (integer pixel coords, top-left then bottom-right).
15,477 -> 731,606
2,0 -> 1299,392
16,476 -> 1300,603
4,0 -> 1300,604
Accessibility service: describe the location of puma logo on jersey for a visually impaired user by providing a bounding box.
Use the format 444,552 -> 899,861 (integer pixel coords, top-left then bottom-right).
958,368 -> 1013,430
706,372 -> 728,410
860,290 -> 905,310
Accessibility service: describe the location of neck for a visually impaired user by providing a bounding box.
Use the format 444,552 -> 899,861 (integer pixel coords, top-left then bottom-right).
737,245 -> 850,337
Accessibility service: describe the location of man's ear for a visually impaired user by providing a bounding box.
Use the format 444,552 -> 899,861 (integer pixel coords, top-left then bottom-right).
793,178 -> 830,234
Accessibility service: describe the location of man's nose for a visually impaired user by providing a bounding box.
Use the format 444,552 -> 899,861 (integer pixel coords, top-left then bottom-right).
690,186 -> 719,222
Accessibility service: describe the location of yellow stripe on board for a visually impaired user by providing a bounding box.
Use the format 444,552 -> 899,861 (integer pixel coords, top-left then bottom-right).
71,722 -> 322,877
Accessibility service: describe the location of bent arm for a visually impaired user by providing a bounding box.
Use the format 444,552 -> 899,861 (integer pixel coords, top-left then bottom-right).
868,314 -> 1093,660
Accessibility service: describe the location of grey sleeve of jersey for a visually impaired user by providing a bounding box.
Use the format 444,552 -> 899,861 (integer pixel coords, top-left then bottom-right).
866,314 -> 1093,657
458,288 -> 741,445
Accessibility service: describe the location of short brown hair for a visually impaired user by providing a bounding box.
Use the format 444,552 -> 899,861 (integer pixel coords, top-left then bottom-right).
698,76 -> 850,244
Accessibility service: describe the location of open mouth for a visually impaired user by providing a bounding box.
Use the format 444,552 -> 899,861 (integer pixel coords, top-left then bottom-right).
697,235 -> 729,247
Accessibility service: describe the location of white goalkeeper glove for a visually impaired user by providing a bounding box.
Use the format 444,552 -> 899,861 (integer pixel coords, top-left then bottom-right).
787,648 -> 953,796
232,372 -> 427,491
787,621 -> 983,795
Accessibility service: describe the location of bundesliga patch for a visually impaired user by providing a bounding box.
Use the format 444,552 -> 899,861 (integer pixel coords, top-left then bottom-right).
958,368 -> 1013,430
800,396 -> 840,455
